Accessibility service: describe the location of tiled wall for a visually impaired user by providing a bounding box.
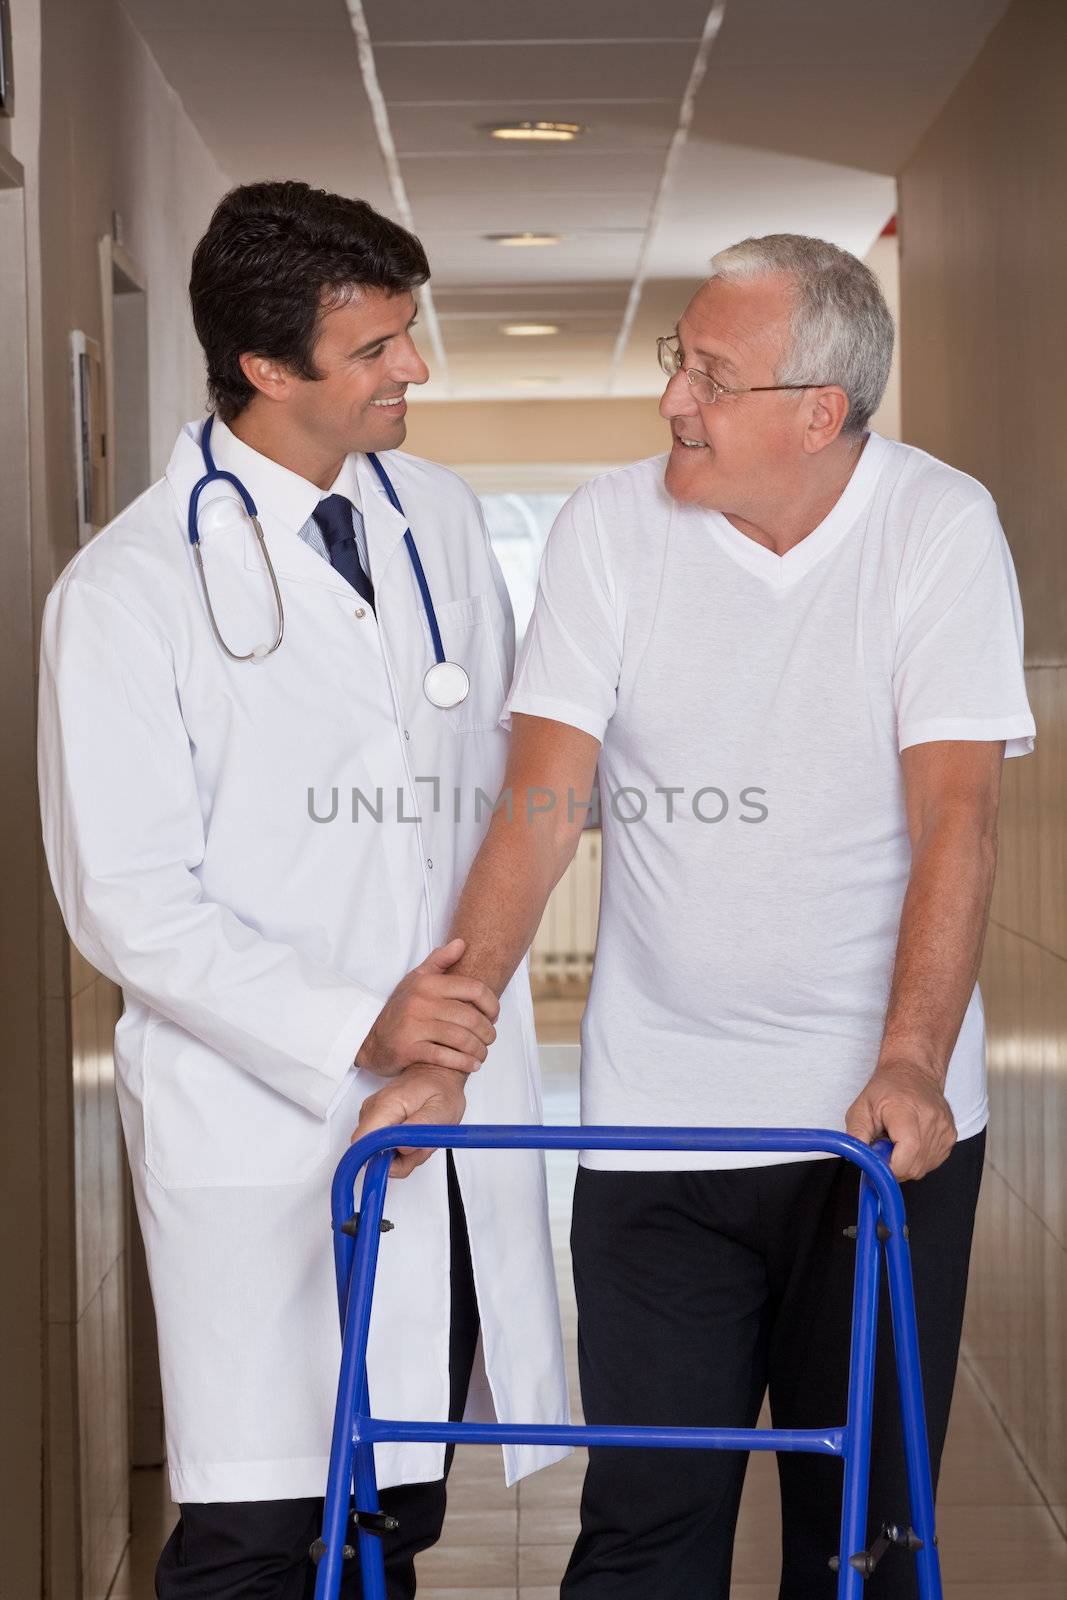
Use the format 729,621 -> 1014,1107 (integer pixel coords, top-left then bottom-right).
899,0 -> 1067,1519
968,669 -> 1066,1525
71,951 -> 129,1599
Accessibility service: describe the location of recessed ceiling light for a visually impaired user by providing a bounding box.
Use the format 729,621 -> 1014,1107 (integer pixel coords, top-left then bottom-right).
484,232 -> 563,248
485,121 -> 585,143
501,323 -> 560,337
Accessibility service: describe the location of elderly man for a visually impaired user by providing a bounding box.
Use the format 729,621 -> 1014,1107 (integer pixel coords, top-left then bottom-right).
358,234 -> 1035,1597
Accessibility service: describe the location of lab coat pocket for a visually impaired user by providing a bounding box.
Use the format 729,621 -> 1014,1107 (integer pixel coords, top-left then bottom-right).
426,593 -> 507,734
142,1017 -> 329,1189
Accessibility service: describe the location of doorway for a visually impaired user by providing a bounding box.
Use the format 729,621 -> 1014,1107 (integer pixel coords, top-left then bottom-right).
0,140 -> 46,1600
98,235 -> 164,1479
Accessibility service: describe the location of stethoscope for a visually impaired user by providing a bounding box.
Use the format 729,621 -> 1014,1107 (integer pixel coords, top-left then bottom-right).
186,414 -> 470,709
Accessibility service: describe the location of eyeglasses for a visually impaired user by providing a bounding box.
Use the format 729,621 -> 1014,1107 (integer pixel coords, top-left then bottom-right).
657,335 -> 827,405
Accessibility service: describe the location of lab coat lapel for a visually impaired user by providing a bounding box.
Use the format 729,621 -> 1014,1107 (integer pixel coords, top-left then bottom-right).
356,451 -> 414,584
241,510 -> 355,594
242,452 -> 412,597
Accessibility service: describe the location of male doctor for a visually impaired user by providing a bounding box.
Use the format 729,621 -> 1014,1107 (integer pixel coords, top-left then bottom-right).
38,180 -> 567,1600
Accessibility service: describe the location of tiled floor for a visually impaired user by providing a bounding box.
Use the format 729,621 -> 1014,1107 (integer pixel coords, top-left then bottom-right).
108,1040 -> 1067,1598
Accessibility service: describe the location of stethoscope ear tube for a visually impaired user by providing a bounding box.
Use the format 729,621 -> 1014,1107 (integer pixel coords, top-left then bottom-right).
189,416 -> 285,661
187,419 -> 468,699
192,516 -> 285,662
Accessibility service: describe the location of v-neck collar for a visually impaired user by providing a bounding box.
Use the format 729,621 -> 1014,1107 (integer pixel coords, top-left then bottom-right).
702,431 -> 888,588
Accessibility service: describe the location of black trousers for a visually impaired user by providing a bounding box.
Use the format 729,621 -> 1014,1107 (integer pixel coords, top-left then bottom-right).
562,1132 -> 985,1600
156,1153 -> 480,1600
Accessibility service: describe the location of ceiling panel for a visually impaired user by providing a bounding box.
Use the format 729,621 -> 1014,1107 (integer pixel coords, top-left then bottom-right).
420,237 -> 645,291
690,0 -> 1010,174
388,99 -> 678,157
403,152 -> 665,201
123,3 -> 393,209
442,331 -> 619,363
411,192 -> 651,231
362,0 -> 712,44
374,42 -> 698,104
646,139 -> 896,279
125,0 -> 343,27
434,284 -> 630,316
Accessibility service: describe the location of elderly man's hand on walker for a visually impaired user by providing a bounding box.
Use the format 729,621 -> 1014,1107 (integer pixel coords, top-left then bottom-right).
846,1056 -> 958,1181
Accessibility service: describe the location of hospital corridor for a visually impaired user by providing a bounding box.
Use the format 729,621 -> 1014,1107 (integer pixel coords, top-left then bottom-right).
1,2 -> 1066,1598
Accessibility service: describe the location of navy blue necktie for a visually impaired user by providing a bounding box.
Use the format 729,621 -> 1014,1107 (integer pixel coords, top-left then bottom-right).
312,494 -> 374,608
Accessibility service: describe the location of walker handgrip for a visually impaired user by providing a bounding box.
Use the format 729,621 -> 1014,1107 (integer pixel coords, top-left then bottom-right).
333,1126 -> 905,1243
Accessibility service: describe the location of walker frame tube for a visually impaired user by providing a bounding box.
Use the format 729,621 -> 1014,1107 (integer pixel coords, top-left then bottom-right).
314,1126 -> 942,1600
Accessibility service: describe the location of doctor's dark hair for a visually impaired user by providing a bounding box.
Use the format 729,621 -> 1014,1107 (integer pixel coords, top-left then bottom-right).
190,181 -> 430,422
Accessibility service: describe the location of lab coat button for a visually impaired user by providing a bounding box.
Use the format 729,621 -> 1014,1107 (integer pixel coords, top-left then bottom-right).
426,858 -> 433,870
403,729 -> 410,740
354,607 -> 366,619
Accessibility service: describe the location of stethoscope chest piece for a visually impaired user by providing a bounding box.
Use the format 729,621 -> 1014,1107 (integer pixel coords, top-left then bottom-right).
423,659 -> 471,709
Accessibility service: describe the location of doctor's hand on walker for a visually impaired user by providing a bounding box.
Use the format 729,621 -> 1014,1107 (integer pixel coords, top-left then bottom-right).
355,937 -> 499,1080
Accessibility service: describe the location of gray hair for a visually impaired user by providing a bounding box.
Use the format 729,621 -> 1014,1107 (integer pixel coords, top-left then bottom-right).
707,234 -> 894,433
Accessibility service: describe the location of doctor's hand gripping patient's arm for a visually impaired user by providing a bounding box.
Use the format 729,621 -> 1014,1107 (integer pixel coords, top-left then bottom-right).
37,577 -> 492,1119
354,712 -> 601,1171
354,936 -> 498,1079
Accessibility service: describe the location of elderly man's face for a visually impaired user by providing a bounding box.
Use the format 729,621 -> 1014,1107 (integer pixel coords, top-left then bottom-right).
660,274 -> 810,511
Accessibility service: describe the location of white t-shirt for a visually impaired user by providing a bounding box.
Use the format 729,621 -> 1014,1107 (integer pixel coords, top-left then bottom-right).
502,433 -> 1035,1169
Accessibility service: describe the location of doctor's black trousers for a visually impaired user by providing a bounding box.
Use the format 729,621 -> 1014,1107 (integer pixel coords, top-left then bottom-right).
561,1132 -> 985,1600
155,1150 -> 480,1600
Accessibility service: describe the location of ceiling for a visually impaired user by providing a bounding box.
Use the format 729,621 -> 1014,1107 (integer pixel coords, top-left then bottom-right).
124,0 -> 1009,401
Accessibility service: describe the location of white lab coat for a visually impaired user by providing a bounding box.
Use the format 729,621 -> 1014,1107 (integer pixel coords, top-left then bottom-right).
38,418 -> 570,1503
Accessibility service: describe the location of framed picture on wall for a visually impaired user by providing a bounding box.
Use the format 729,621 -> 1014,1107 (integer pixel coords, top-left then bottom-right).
0,0 -> 12,117
70,330 -> 106,544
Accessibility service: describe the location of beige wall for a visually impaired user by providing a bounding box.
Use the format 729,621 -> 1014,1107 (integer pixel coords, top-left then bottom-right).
865,231 -> 901,442
404,395 -> 670,472
3,0 -> 231,1593
900,0 -> 1066,1519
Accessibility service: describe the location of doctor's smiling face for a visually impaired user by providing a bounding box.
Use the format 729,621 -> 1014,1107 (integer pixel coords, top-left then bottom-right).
239,286 -> 429,470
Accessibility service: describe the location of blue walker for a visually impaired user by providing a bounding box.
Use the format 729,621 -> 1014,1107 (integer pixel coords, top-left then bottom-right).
313,1126 -> 943,1600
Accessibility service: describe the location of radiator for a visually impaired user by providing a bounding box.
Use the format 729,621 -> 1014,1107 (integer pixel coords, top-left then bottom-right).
529,827 -> 601,997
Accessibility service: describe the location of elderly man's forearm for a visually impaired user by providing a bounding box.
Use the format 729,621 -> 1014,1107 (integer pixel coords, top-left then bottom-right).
446,809 -> 577,996
878,819 -> 998,1083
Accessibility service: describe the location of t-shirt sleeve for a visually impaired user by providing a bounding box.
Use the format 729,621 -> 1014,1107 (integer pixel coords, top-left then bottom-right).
893,495 -> 1035,759
501,482 -> 622,743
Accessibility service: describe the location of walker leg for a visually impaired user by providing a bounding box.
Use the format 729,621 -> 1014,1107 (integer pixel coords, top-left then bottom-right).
835,1170 -> 882,1598
314,1433 -> 354,1600
315,1151 -> 394,1600
352,1368 -> 388,1600
883,1218 -> 943,1599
